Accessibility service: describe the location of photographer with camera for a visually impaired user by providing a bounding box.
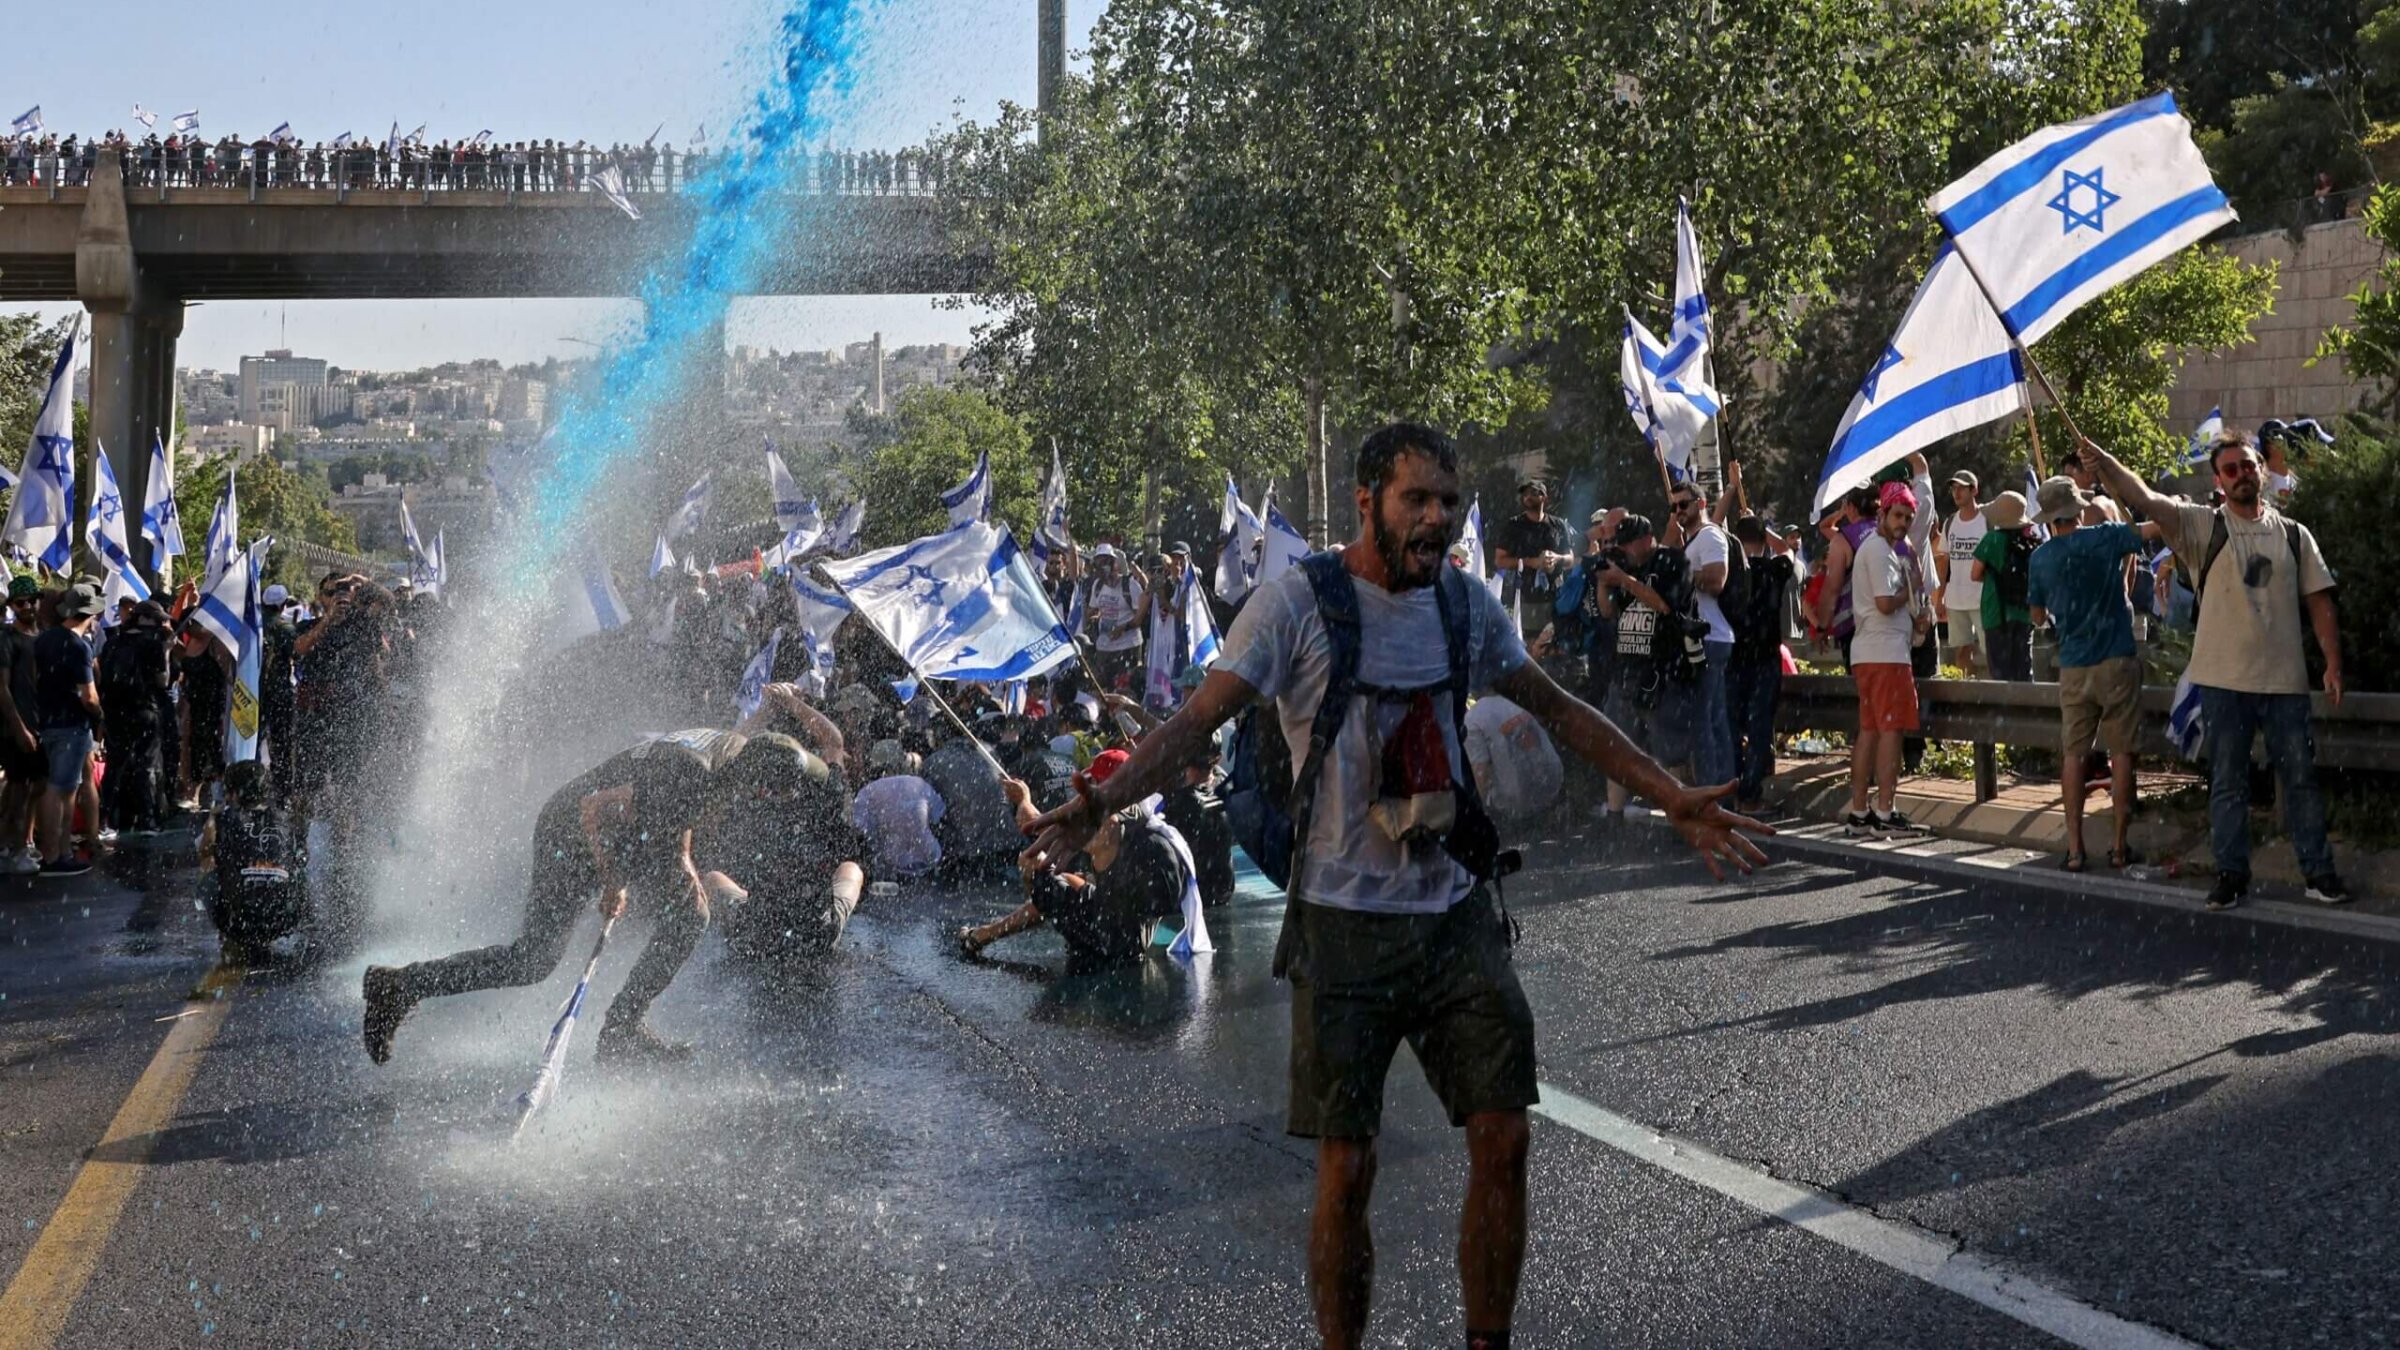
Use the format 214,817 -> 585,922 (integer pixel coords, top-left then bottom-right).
1590,514 -> 1706,825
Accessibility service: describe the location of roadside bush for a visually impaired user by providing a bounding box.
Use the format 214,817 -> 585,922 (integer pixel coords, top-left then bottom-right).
2286,416 -> 2400,691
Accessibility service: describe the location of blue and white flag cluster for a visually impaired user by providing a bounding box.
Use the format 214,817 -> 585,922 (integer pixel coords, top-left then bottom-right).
942,451 -> 994,528
1813,247 -> 2027,514
1,319 -> 79,571
819,520 -> 1077,683
87,445 -> 152,608
1930,91 -> 2235,346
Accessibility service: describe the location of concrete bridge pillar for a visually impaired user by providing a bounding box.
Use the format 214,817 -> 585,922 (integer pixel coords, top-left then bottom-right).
76,147 -> 184,582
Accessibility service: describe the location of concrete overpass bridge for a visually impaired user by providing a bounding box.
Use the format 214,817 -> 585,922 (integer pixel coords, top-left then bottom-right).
0,146 -> 988,571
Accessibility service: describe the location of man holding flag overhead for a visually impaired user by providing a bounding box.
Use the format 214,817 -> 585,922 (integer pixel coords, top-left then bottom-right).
1020,422 -> 1768,1350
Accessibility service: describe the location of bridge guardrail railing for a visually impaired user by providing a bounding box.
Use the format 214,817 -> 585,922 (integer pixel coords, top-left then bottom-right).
1773,674 -> 2400,801
0,145 -> 945,203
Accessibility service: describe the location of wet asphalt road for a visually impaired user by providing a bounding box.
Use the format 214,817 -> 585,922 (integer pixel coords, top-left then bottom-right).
4,819 -> 2398,1349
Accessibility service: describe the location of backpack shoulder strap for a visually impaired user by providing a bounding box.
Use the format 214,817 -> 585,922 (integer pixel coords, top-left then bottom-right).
1280,553 -> 1361,902
2189,508 -> 2230,606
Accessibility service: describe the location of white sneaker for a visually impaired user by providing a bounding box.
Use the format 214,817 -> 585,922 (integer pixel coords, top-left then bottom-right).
94,827 -> 119,845
4,850 -> 38,875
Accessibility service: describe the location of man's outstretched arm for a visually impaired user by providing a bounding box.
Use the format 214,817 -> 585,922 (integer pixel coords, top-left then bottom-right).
2076,439 -> 2180,524
1493,659 -> 1773,878
1022,667 -> 1256,872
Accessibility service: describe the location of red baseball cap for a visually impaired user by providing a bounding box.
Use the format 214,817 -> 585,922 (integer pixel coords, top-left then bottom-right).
1087,748 -> 1131,783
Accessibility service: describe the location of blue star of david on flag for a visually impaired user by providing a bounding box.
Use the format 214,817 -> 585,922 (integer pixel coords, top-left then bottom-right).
1859,344 -> 1905,402
2047,166 -> 2120,235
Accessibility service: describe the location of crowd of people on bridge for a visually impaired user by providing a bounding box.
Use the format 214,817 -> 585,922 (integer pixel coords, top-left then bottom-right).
0,126 -> 945,197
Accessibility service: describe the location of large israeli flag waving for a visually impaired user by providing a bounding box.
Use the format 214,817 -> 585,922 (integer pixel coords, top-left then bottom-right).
142,431 -> 184,564
819,520 -> 1077,683
1213,475 -> 1264,601
201,471 -> 240,594
1622,311 -> 1719,474
1663,197 -> 1711,381
1814,246 -> 2027,514
942,451 -> 993,528
1930,91 -> 2235,346
2,319 -> 78,571
88,445 -> 152,607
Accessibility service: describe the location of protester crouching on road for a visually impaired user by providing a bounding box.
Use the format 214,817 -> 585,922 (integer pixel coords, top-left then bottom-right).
1934,471 -> 1988,677
1727,515 -> 1799,814
1019,421 -> 1767,1350
1969,490 -> 2038,681
849,737 -> 946,880
960,748 -> 1194,966
1491,476 -> 1576,644
2076,432 -> 2348,910
2025,477 -> 2145,872
1842,483 -> 1932,839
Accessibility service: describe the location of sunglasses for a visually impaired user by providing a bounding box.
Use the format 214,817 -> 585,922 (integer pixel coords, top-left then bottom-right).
2217,460 -> 2262,479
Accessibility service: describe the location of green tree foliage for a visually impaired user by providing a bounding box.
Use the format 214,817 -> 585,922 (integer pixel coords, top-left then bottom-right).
2142,0 -> 2363,132
174,455 -> 359,589
2319,183 -> 2400,414
0,312 -> 74,467
2197,82 -> 2374,221
846,386 -> 1037,548
2288,415 -> 2400,688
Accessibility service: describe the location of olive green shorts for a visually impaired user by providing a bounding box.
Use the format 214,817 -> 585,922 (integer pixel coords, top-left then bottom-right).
1283,887 -> 1539,1138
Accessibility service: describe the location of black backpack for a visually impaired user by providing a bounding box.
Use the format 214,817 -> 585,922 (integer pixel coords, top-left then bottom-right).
1992,529 -> 2039,611
1712,528 -> 1754,635
1221,553 -> 1517,904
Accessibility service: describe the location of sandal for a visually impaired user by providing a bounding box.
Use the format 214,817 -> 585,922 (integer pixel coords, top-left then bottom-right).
2109,846 -> 2143,870
2062,853 -> 2088,874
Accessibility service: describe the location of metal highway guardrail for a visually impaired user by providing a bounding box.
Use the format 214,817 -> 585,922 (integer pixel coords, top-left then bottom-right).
1773,674 -> 2400,800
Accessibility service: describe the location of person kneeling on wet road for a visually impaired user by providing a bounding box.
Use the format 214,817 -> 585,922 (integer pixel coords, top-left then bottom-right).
958,749 -> 1193,967
361,729 -> 822,1066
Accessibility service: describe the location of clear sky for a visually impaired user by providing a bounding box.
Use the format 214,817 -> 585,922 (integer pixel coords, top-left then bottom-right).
2,0 -> 1102,371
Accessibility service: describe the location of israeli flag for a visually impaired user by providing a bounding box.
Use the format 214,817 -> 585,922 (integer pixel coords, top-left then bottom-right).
589,164 -> 642,220
762,518 -> 823,570
428,528 -> 447,595
399,498 -> 429,582
2169,674 -> 2206,761
1256,498 -> 1310,587
942,450 -> 993,528
1663,196 -> 1712,381
2023,462 -> 2049,542
549,550 -> 632,650
384,121 -> 401,158
332,131 -> 354,150
825,498 -> 866,555
405,123 -> 426,147
765,441 -> 815,535
2182,405 -> 2223,470
649,533 -> 676,578
1622,310 -> 1719,474
470,130 -> 493,148
191,543 -> 262,762
1030,444 -> 1070,565
1930,91 -> 2235,346
200,470 -> 240,594
132,105 -> 158,129
171,110 -> 200,134
87,445 -> 152,607
2,319 -> 78,571
1155,812 -> 1212,958
819,520 -> 1079,683
890,676 -> 920,706
10,108 -> 41,137
1456,494 -> 1488,583
665,471 -> 712,540
1813,246 -> 2026,514
790,572 -> 853,681
1213,475 -> 1263,601
267,122 -> 293,144
141,431 -> 184,564
735,627 -> 784,721
1182,560 -> 1222,672
189,532 -> 253,657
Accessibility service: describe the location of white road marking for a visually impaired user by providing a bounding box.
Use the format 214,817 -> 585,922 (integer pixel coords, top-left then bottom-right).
1532,1084 -> 2201,1350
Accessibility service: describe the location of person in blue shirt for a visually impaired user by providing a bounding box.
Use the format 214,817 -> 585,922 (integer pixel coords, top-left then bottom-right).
2025,477 -> 2143,872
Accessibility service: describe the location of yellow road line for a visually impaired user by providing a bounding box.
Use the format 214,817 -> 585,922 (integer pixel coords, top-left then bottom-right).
0,963 -> 241,1350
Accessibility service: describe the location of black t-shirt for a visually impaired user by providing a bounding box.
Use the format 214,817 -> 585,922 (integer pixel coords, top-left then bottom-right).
261,615 -> 298,709
1001,741 -> 1077,812
1490,514 -> 1573,606
1609,548 -> 1695,691
32,627 -> 97,730
0,626 -> 38,732
920,738 -> 1020,856
1045,812 -> 1187,961
1732,553 -> 1797,664
99,627 -> 169,718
